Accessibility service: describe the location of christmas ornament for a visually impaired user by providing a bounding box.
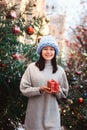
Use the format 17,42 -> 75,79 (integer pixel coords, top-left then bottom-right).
6,10 -> 16,19
13,53 -> 25,62
78,97 -> 84,103
69,126 -> 73,128
1,63 -> 6,68
13,25 -> 21,35
80,85 -> 83,88
67,99 -> 73,104
71,77 -> 77,82
10,10 -> 16,19
76,71 -> 82,75
26,26 -> 34,35
13,53 -> 20,59
83,92 -> 87,97
77,35 -> 81,39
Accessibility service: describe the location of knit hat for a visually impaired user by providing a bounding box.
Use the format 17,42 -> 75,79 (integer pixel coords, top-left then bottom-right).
37,35 -> 60,55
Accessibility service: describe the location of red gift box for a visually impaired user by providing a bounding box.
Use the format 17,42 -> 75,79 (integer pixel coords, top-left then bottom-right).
47,79 -> 60,92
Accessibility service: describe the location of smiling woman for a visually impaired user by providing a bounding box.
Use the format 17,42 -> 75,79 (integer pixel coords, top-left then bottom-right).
19,35 -> 69,130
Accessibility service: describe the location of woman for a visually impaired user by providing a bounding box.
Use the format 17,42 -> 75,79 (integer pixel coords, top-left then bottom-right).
20,35 -> 69,130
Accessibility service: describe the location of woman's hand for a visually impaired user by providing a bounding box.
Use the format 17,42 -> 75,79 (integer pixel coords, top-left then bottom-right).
39,86 -> 57,94
39,86 -> 50,93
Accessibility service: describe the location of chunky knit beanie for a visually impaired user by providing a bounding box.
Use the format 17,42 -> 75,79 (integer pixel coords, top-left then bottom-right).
37,35 -> 60,55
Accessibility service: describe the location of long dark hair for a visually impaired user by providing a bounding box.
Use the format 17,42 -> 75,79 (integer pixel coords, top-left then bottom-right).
35,51 -> 58,73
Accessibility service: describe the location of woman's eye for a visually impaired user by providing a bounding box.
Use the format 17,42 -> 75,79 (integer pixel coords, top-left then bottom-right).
50,48 -> 54,51
43,48 -> 47,50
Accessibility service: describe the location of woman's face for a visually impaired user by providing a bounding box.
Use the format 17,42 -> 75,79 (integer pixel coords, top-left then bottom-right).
42,46 -> 55,61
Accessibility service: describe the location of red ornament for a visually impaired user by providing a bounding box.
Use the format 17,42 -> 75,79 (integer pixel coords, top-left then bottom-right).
78,97 -> 84,103
1,63 -> 6,68
13,25 -> 21,35
27,26 -> 34,35
76,71 -> 82,75
77,35 -> 81,39
13,53 -> 20,59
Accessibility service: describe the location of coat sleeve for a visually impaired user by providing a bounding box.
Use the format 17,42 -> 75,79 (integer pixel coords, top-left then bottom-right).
19,65 -> 41,97
56,68 -> 69,99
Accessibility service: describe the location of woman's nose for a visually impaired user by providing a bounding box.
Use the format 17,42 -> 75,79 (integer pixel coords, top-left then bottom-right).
46,49 -> 51,53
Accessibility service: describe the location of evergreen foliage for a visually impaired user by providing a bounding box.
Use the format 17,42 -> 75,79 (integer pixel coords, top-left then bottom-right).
0,1 -> 42,129
61,25 -> 87,130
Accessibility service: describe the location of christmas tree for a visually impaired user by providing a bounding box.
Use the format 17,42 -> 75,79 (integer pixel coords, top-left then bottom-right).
0,1 -> 47,129
61,24 -> 87,130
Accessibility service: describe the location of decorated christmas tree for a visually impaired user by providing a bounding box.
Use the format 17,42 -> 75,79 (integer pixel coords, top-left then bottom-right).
61,24 -> 87,130
0,1 -> 48,129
